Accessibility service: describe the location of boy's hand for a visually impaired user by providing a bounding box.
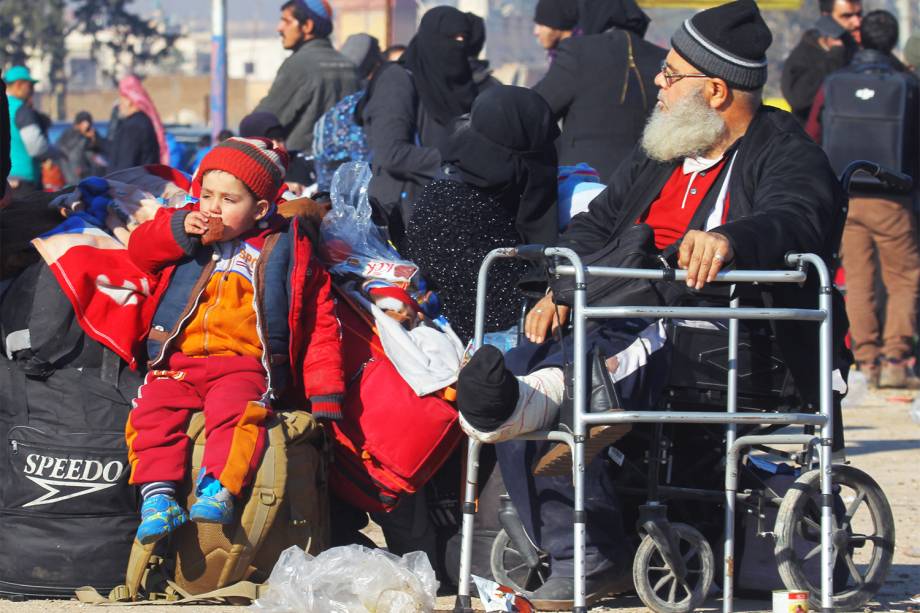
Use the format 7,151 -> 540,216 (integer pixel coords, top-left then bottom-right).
184,211 -> 210,236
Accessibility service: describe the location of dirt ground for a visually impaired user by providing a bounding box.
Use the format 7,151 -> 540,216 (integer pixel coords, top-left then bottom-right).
1,384 -> 917,613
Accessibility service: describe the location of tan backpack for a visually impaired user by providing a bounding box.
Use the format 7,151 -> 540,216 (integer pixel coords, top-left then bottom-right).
77,409 -> 330,605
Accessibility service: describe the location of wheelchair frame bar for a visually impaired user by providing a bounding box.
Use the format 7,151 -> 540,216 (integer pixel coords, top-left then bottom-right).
555,264 -> 809,284
582,305 -> 826,322
579,411 -> 826,426
456,248 -> 835,613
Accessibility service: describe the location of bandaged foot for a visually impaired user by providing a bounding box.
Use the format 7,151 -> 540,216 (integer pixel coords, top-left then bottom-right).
458,349 -> 565,443
457,345 -> 520,433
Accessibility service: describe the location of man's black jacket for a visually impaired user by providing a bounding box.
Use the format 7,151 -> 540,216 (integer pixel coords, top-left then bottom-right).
534,28 -> 665,179
556,106 -> 850,406
781,29 -> 851,124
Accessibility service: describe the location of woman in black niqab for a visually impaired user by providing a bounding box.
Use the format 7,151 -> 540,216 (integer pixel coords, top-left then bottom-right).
443,85 -> 560,246
401,6 -> 479,127
578,0 -> 650,36
403,86 -> 560,340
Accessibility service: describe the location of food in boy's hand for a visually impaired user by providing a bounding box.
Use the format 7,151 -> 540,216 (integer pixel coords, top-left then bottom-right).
201,216 -> 225,245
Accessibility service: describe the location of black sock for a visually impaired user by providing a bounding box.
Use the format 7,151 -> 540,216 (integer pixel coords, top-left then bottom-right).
457,345 -> 519,432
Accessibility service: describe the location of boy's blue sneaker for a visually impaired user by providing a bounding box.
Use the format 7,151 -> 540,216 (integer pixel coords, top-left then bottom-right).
136,494 -> 188,545
189,472 -> 235,524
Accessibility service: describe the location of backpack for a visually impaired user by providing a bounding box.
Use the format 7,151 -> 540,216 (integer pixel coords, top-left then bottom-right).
821,62 -> 920,192
78,408 -> 330,604
0,262 -> 144,598
312,91 -> 370,191
329,291 -> 464,514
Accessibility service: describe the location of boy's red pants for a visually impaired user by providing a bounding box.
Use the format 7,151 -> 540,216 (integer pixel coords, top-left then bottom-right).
126,352 -> 271,496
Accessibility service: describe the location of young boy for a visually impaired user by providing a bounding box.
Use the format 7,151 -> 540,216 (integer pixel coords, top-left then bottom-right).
125,137 -> 344,544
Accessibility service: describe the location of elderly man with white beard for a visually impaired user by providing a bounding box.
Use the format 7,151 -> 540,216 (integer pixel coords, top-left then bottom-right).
454,0 -> 850,608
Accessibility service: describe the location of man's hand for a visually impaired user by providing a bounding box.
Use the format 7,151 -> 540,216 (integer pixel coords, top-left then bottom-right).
678,230 -> 733,290
184,210 -> 210,236
524,292 -> 570,344
285,181 -> 306,197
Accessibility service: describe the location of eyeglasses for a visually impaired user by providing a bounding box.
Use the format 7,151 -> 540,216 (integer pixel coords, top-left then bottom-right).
659,61 -> 709,88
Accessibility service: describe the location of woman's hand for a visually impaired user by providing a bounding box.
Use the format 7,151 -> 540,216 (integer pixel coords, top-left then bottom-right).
524,292 -> 570,344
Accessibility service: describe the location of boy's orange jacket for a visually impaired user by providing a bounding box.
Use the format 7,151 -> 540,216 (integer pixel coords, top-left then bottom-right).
128,203 -> 345,420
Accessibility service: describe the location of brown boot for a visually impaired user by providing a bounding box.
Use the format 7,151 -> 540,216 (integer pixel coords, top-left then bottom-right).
533,348 -> 630,477
858,362 -> 880,390
878,359 -> 920,389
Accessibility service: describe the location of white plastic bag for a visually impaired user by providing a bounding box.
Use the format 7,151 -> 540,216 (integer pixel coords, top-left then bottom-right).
320,162 -> 418,286
251,545 -> 438,613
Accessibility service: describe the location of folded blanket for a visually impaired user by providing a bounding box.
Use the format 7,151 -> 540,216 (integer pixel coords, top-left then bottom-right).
30,166 -> 192,368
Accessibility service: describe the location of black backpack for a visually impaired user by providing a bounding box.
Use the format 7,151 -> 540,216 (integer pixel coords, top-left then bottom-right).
821,61 -> 919,192
0,262 -> 143,598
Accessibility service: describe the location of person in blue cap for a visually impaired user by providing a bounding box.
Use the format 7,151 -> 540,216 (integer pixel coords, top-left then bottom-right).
255,0 -> 358,155
5,66 -> 48,196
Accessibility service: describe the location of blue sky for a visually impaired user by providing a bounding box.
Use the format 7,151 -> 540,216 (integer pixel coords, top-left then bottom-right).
132,0 -> 279,23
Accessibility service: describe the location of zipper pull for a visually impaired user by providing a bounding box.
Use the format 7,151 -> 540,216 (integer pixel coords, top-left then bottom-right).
10,440 -> 19,454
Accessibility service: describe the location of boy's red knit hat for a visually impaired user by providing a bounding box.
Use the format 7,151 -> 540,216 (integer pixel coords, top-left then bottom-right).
195,136 -> 290,202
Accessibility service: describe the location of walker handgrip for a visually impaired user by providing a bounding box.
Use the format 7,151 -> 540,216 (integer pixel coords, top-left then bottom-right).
841,160 -> 914,194
514,244 -> 548,262
873,166 -> 913,192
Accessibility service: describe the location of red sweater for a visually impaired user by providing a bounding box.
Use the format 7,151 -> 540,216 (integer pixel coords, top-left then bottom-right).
638,157 -> 730,249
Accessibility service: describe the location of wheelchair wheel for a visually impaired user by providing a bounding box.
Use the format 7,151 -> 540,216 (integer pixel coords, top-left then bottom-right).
774,465 -> 895,610
632,522 -> 714,613
490,528 -> 550,593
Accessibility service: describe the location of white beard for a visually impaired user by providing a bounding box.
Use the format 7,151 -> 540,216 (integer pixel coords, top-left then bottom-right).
640,89 -> 728,163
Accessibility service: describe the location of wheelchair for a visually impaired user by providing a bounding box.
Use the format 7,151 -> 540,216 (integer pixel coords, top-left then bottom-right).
453,163 -> 904,613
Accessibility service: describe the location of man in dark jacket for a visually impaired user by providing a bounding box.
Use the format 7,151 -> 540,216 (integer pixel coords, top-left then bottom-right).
456,2 -> 848,608
255,0 -> 358,154
55,111 -> 106,183
532,0 -> 578,53
782,0 -> 862,124
532,0 -> 665,179
823,11 -> 920,388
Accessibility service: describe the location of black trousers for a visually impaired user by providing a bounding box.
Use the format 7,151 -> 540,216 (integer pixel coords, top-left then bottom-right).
496,319 -> 671,578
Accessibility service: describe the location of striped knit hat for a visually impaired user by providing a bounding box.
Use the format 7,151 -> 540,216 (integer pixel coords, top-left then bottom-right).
671,0 -> 772,91
195,137 -> 290,202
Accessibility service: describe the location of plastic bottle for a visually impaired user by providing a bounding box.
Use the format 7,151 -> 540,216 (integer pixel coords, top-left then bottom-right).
910,396 -> 920,424
841,370 -> 867,409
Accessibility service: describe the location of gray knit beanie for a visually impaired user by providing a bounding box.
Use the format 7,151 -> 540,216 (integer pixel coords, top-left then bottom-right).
670,0 -> 773,91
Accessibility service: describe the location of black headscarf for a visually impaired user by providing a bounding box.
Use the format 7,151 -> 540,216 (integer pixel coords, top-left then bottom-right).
0,75 -> 9,199
340,33 -> 384,81
534,0 -> 579,31
401,6 -> 479,126
443,85 -> 560,246
578,0 -> 650,36
468,13 -> 486,58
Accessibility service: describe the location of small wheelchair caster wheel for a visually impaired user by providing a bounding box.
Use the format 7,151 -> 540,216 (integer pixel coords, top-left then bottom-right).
490,528 -> 550,593
774,465 -> 894,610
632,522 -> 714,613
